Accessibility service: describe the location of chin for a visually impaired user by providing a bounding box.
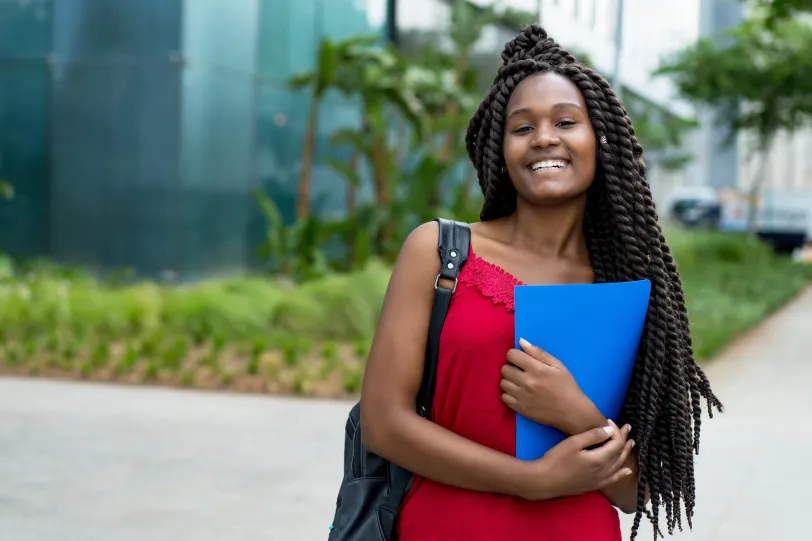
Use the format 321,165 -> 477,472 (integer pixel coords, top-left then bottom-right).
523,187 -> 590,206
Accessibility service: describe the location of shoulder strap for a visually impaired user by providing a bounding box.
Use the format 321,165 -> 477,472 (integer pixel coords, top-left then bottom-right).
415,218 -> 471,418
381,219 -> 470,527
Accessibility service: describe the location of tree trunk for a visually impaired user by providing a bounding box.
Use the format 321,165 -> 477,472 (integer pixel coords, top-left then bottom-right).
297,96 -> 319,220
371,137 -> 391,248
747,138 -> 773,232
347,150 -> 358,266
432,55 -> 467,209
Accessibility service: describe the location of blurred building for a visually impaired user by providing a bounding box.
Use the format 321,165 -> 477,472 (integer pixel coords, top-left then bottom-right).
0,0 -> 388,280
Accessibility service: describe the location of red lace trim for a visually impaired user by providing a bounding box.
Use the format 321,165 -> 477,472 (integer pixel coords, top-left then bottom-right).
459,246 -> 524,312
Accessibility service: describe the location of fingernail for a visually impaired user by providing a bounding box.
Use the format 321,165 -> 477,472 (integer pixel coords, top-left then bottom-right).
631,440 -> 636,448
602,425 -> 614,435
625,469 -> 633,476
519,338 -> 532,349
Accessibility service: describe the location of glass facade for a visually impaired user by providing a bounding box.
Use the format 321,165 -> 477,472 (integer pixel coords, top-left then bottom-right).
0,0 -> 389,279
0,0 -> 53,259
48,0 -> 185,276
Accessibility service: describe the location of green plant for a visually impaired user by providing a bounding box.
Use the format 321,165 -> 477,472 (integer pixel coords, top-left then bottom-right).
342,367 -> 363,394
144,360 -> 159,380
0,228 -> 808,397
0,179 -> 13,200
180,370 -> 195,387
248,339 -> 265,376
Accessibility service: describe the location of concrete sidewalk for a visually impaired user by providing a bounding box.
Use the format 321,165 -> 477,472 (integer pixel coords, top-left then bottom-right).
1,288 -> 810,541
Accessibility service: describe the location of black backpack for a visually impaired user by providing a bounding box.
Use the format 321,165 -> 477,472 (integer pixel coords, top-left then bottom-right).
327,218 -> 471,541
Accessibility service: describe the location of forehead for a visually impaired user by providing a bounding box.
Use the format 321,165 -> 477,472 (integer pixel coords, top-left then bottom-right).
507,72 -> 586,111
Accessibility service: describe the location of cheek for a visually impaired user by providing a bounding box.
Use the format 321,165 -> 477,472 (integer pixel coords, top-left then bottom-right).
502,136 -> 523,165
575,140 -> 597,177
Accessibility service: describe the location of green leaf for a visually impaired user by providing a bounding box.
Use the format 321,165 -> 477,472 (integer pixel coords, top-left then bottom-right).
324,158 -> 361,188
0,180 -> 13,200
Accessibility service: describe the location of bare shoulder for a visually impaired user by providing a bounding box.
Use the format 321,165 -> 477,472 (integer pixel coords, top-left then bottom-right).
396,220 -> 441,266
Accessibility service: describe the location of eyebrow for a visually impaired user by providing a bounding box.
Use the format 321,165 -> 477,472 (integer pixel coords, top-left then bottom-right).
507,102 -> 584,119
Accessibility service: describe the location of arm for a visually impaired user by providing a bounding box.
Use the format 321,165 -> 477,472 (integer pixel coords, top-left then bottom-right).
560,403 -> 648,514
360,222 -> 531,497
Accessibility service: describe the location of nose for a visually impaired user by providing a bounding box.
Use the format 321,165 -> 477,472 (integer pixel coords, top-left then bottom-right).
531,124 -> 561,148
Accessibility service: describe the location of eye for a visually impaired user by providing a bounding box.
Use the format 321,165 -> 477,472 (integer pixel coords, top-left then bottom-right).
512,125 -> 533,135
557,119 -> 577,128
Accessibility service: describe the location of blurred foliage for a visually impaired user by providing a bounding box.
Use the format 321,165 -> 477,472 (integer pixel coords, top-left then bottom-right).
0,252 -> 388,396
668,230 -> 812,358
656,3 -> 812,151
757,0 -> 812,27
1,230 -> 809,396
0,179 -> 12,200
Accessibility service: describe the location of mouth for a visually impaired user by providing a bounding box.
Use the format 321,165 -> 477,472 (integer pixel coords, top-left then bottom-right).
527,159 -> 570,173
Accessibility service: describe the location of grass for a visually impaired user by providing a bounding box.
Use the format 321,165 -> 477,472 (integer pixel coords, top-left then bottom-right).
668,230 -> 812,358
0,230 -> 809,397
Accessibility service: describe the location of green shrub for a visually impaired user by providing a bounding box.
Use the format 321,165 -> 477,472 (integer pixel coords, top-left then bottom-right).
668,229 -> 812,359
0,231 -> 809,394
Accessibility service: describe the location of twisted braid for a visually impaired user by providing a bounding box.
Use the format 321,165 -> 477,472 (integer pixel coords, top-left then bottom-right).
465,25 -> 723,540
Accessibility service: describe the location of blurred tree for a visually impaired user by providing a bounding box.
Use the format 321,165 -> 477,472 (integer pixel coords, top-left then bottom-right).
290,36 -> 424,216
656,4 -> 812,223
757,0 -> 812,27
288,35 -> 379,220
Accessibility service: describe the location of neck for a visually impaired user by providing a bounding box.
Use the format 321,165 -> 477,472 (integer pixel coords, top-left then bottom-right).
505,196 -> 589,260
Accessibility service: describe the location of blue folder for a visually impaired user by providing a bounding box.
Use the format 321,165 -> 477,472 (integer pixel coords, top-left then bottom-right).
513,279 -> 651,460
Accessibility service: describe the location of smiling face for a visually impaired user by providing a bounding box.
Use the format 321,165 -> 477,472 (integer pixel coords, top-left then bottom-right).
502,72 -> 597,206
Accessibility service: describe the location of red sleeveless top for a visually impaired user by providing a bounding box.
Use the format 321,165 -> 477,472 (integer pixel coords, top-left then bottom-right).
396,246 -> 622,541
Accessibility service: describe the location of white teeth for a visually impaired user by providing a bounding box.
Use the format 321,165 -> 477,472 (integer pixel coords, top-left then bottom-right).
530,160 -> 568,171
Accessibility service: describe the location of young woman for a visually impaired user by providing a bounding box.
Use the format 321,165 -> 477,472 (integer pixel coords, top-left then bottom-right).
359,25 -> 722,541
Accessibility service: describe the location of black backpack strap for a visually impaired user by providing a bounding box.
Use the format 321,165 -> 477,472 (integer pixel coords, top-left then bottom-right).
415,218 -> 471,418
381,218 -> 471,528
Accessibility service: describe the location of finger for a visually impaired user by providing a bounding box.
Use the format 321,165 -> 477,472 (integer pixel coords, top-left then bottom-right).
622,423 -> 632,440
518,338 -> 563,368
499,378 -> 521,396
598,466 -> 634,489
607,419 -> 628,444
507,348 -> 556,376
501,392 -> 519,411
607,419 -> 628,452
609,439 -> 635,473
500,362 -> 525,384
571,424 -> 616,450
587,420 -> 625,457
505,348 -> 533,371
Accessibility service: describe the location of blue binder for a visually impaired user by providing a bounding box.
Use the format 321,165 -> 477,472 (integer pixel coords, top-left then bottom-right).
513,280 -> 651,460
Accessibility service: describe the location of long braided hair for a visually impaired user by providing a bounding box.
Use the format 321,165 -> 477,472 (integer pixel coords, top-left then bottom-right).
466,26 -> 724,539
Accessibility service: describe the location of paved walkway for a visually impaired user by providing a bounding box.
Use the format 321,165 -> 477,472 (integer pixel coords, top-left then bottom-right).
1,288 -> 810,541
619,286 -> 812,541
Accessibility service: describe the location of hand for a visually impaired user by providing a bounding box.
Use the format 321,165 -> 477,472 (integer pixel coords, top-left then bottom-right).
500,338 -> 593,434
520,420 -> 635,501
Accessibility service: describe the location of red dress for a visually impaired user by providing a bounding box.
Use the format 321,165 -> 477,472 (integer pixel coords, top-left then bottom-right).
396,246 -> 621,541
